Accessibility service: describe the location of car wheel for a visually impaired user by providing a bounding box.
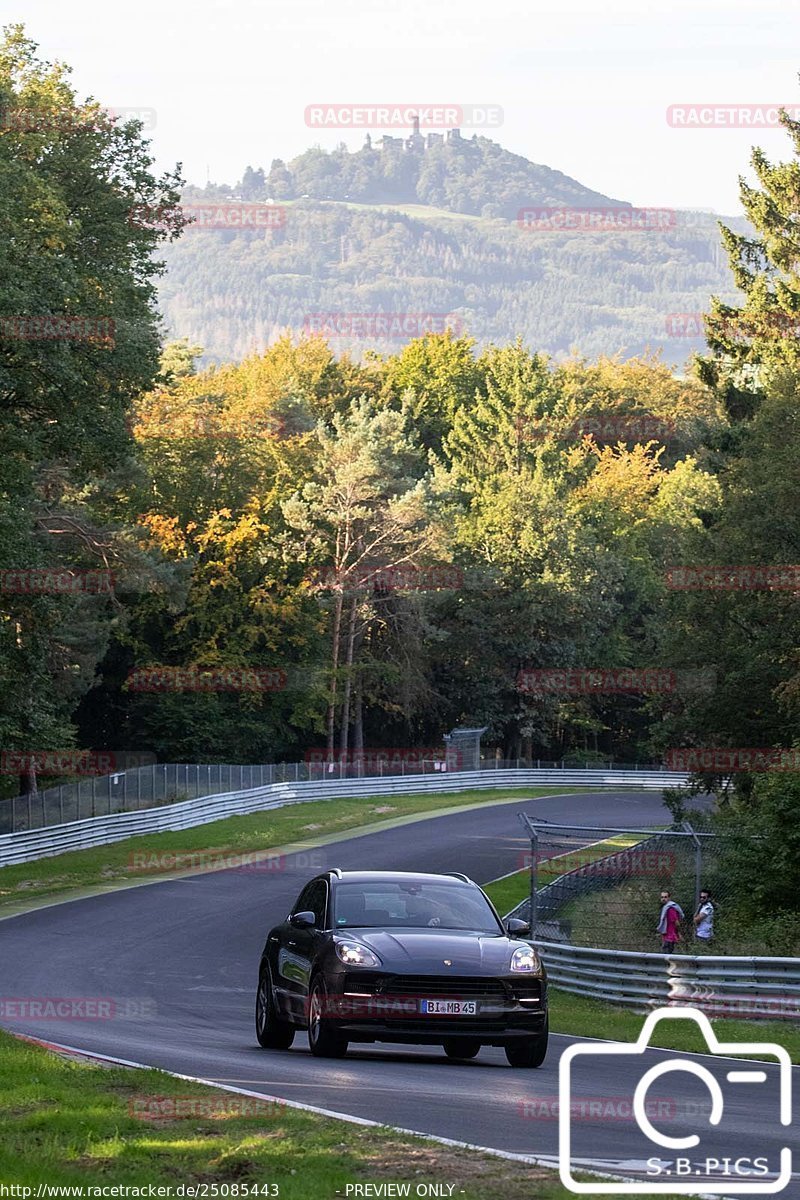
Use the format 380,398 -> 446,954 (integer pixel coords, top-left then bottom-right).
504,1023 -> 548,1068
307,977 -> 348,1059
442,1038 -> 481,1060
255,965 -> 295,1049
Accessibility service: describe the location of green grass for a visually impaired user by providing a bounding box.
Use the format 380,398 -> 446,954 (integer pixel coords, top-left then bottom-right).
0,786 -> 593,915
294,197 -> 488,223
549,988 -> 800,1063
483,834 -> 644,916
0,1029 -> 694,1198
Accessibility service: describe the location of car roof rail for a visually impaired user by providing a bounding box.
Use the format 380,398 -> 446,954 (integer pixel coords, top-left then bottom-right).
444,871 -> 473,883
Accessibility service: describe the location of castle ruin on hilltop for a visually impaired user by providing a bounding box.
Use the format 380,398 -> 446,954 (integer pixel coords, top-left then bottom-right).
363,114 -> 463,154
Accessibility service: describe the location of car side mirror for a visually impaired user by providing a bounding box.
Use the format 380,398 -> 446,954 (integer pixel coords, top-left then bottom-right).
290,910 -> 316,928
505,917 -> 530,936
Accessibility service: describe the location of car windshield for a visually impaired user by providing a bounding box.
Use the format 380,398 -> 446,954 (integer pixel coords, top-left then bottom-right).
333,881 -> 502,933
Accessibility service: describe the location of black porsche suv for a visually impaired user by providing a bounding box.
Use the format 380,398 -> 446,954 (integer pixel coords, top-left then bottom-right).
255,869 -> 548,1067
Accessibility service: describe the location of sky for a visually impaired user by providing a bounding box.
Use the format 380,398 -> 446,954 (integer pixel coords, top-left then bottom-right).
10,0 -> 799,214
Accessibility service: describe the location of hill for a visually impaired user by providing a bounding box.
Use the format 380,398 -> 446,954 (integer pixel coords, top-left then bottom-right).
156,135 -> 743,365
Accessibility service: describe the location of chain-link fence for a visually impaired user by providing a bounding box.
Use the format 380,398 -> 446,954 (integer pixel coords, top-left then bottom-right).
512,815 -> 745,955
0,756 -> 667,834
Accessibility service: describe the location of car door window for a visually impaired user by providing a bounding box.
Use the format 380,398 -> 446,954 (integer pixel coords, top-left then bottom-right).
291,883 -> 316,917
293,880 -> 327,928
305,881 -> 328,928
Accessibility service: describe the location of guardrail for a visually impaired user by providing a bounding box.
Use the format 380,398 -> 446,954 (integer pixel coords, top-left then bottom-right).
533,939 -> 800,1020
2,757 -> 676,834
0,767 -> 687,868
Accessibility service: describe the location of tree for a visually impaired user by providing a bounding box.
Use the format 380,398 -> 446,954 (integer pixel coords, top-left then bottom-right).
698,104 -> 800,421
240,165 -> 266,199
282,399 -> 437,756
381,331 -> 480,452
0,25 -> 184,791
654,372 -> 800,766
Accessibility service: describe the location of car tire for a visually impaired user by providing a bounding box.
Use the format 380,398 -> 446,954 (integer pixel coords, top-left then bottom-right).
308,977 -> 348,1059
504,1022 -> 548,1069
442,1038 -> 481,1060
255,965 -> 295,1050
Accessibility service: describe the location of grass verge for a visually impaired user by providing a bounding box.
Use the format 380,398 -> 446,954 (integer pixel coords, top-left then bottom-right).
0,1028 -> 690,1198
549,987 -> 800,1063
0,787 -> 591,916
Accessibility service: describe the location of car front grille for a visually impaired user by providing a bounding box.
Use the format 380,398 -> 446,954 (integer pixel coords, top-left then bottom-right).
385,975 -> 509,1000
344,973 -> 540,1003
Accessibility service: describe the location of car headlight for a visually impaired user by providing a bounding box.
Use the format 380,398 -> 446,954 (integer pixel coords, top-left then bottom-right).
510,945 -> 541,973
334,940 -> 381,967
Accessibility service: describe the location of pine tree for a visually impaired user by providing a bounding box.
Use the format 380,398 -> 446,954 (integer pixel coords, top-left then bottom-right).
698,104 -> 800,420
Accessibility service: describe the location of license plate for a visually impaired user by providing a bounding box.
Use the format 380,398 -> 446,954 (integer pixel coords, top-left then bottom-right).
420,999 -> 477,1015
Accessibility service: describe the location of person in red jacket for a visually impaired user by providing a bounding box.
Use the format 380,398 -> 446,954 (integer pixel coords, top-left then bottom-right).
656,889 -> 684,953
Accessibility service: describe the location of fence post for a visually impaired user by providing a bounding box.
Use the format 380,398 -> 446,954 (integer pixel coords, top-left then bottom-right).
683,821 -> 703,912
529,826 -> 538,938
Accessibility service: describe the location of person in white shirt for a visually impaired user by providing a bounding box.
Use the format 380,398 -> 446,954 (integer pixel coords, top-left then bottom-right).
693,889 -> 715,944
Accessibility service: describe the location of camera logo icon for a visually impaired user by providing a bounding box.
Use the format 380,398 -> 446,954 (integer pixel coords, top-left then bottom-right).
559,1007 -> 792,1194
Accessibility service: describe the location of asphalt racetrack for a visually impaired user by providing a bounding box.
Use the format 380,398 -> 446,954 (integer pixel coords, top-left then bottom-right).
1,789 -> 796,1194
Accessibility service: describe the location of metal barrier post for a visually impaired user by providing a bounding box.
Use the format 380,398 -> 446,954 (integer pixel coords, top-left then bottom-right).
530,826 -> 538,936
684,820 -> 703,911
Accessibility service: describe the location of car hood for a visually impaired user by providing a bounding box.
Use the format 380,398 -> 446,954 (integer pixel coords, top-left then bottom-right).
346,930 -> 527,973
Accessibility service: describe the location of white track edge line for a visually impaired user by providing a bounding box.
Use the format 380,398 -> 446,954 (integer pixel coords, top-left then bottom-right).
12,1032 -> 733,1199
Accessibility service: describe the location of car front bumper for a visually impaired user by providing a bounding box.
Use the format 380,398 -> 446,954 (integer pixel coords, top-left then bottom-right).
324,971 -> 548,1045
